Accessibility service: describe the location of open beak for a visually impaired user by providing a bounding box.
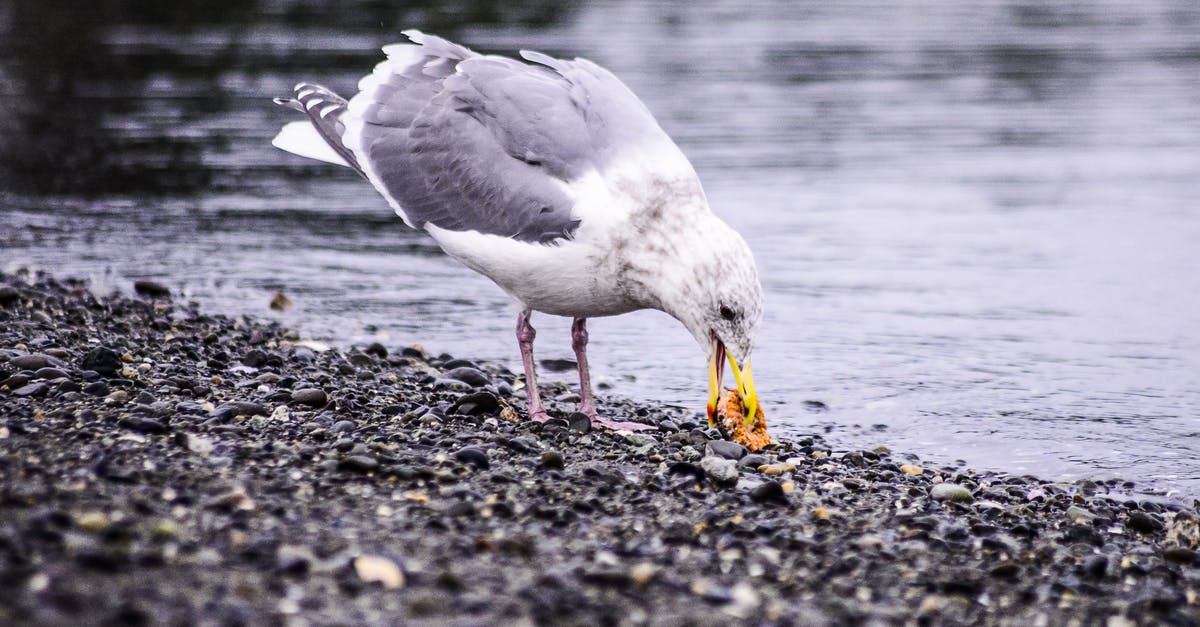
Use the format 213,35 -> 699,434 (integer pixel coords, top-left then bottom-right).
706,337 -> 759,426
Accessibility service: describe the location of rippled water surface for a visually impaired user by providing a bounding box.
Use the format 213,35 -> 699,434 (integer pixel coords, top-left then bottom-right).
2,1 -> 1198,495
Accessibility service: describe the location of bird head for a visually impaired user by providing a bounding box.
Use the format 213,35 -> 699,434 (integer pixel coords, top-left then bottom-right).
648,215 -> 764,425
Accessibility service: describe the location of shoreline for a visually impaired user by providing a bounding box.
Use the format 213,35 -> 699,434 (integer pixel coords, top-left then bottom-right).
1,269 -> 1198,625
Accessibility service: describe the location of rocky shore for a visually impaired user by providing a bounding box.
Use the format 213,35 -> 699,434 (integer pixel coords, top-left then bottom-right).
1,270 -> 1198,626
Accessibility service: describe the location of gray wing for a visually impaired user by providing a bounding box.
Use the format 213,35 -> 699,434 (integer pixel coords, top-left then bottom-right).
343,31 -> 677,244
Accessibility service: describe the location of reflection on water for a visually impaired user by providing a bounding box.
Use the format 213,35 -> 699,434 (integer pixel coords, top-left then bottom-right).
2,1 -> 1198,497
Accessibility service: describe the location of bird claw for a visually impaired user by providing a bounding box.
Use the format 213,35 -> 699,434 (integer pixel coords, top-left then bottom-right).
528,408 -> 552,423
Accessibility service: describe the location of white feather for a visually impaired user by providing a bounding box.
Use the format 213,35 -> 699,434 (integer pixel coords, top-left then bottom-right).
271,121 -> 350,167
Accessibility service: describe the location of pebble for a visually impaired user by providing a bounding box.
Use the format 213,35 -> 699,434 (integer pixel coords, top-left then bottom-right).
445,367 -> 491,387
450,391 -> 500,416
750,480 -> 788,504
12,382 -> 49,397
353,554 -> 405,589
81,347 -> 122,376
700,456 -> 738,486
338,455 -> 379,473
455,447 -> 490,470
133,280 -> 171,298
291,388 -> 328,407
34,367 -> 69,380
1127,512 -> 1162,534
10,353 -> 54,370
930,483 -> 974,503
758,462 -> 795,476
566,412 -> 591,434
738,454 -> 769,468
900,464 -> 924,476
540,450 -> 565,469
705,440 -> 748,460
118,416 -> 168,434
1163,547 -> 1196,565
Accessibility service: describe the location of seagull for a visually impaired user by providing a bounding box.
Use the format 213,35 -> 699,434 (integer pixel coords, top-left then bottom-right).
272,30 -> 763,432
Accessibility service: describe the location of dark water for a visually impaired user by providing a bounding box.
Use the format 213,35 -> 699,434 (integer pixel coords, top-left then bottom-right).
2,1 -> 1198,496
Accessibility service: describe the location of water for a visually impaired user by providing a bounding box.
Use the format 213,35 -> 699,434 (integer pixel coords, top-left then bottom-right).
2,1 -> 1198,496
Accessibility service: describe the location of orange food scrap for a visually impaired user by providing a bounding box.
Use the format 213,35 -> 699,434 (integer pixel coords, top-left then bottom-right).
715,388 -> 770,452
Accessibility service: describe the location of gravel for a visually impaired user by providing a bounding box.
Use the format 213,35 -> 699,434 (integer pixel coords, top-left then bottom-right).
1,269 -> 1199,626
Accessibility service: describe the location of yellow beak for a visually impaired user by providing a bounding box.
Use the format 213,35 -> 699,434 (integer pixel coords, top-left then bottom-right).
726,350 -> 758,426
706,340 -> 759,427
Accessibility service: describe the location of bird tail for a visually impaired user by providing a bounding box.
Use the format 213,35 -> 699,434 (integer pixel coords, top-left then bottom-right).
271,82 -> 367,179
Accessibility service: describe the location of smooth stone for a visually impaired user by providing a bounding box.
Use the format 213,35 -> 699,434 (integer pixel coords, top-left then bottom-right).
12,382 -> 49,397
700,456 -> 738,486
705,440 -> 748,460
433,378 -> 472,392
34,367 -> 69,380
2,374 -> 30,389
750,480 -> 788,504
118,416 -> 168,434
566,412 -> 591,434
1164,547 -> 1196,565
738,454 -> 770,468
1127,512 -> 1162,534
291,388 -> 328,407
338,455 -> 379,472
81,347 -> 122,376
331,420 -> 356,433
450,391 -> 500,416
455,447 -> 490,470
10,354 -> 54,370
540,450 -> 565,469
445,367 -> 491,387
133,280 -> 171,298
930,483 -> 974,503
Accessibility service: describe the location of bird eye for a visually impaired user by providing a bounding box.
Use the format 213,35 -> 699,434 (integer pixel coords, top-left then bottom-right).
719,304 -> 736,321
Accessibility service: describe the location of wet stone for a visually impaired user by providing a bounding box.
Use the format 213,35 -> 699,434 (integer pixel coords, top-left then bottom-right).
10,353 -> 54,370
566,412 -> 591,434
705,440 -> 748,460
12,382 -> 49,397
35,367 -> 69,380
291,388 -> 328,407
930,483 -> 974,503
540,450 -> 564,469
450,391 -> 500,416
750,480 -> 788,504
118,416 -> 168,434
701,456 -> 738,486
445,367 -> 491,387
338,455 -> 379,473
81,347 -> 122,376
455,447 -> 490,470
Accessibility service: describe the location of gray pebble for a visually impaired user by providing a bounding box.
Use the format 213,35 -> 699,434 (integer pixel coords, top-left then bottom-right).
291,388 -> 328,407
445,367 -> 491,387
700,456 -> 739,486
930,483 -> 974,503
12,382 -> 49,397
455,447 -> 490,470
705,440 -> 748,460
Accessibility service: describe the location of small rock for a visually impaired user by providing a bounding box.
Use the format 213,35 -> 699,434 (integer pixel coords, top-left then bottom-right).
1127,512 -> 1163,534
118,416 -> 168,434
12,382 -> 49,397
758,462 -> 796,476
338,456 -> 379,473
83,381 -> 110,396
81,347 -> 122,376
331,420 -> 357,433
433,378 -> 472,392
700,456 -> 738,486
455,447 -> 490,470
540,450 -> 564,469
1164,547 -> 1196,565
450,391 -> 500,416
931,483 -> 974,503
1066,506 -> 1095,523
133,280 -> 171,298
738,454 -> 770,468
76,511 -> 110,532
445,367 -> 491,387
900,464 -> 924,476
705,440 -> 748,460
10,354 -> 53,370
750,480 -> 788,504
1082,555 -> 1108,579
34,367 -> 69,380
354,555 -> 404,589
566,412 -> 591,434
291,388 -> 328,407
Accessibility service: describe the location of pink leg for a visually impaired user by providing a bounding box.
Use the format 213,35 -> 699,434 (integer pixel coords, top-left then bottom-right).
517,310 -> 551,422
571,317 -> 652,431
